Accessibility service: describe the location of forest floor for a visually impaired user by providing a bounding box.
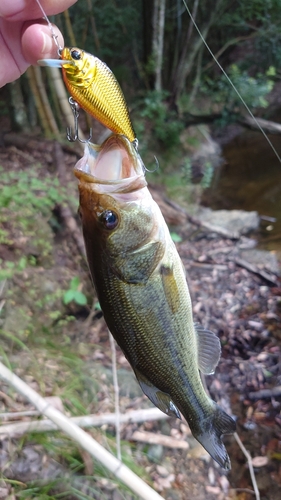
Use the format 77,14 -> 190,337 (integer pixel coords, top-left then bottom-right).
0,130 -> 281,500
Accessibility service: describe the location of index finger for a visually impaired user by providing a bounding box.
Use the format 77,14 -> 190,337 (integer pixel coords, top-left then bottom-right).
0,0 -> 77,21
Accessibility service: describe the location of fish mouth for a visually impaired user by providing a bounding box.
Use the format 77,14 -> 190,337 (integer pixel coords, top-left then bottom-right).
74,135 -> 147,194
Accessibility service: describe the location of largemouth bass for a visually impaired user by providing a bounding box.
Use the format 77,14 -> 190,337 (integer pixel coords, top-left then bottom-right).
74,134 -> 236,469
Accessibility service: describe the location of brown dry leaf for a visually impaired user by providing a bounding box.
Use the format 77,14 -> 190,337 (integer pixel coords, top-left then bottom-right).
79,449 -> 94,476
154,474 -> 175,491
206,485 -> 221,494
156,465 -> 169,477
44,396 -> 64,413
187,443 -> 210,461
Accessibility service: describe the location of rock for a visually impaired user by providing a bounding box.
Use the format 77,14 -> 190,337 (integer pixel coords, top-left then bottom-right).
147,444 -> 164,463
0,488 -> 9,498
197,207 -> 260,237
240,248 -> 280,274
156,465 -> 170,477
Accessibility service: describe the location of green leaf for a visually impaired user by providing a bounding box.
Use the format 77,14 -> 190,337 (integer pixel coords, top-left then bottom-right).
18,256 -> 27,271
170,232 -> 182,243
266,66 -> 276,77
73,291 -> 87,306
63,289 -> 76,304
70,277 -> 80,290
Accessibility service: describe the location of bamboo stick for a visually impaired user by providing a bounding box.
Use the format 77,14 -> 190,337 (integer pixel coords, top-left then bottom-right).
33,66 -> 60,135
0,361 -> 165,500
26,66 -> 51,136
63,9 -> 77,47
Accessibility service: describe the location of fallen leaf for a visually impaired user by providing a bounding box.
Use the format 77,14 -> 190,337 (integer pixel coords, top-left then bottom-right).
206,485 -> 221,494
251,456 -> 269,467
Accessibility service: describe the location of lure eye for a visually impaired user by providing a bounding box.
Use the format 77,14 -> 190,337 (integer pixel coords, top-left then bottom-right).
100,210 -> 118,230
71,49 -> 81,61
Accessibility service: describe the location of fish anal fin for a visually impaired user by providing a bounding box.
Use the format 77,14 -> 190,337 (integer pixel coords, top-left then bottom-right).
195,323 -> 221,375
160,264 -> 180,314
134,368 -> 181,419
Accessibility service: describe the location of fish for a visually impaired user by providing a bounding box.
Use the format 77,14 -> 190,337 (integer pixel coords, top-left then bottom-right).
60,47 -> 136,142
74,133 -> 236,469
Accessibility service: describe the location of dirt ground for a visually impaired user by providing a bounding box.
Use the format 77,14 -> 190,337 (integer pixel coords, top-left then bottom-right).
0,134 -> 281,500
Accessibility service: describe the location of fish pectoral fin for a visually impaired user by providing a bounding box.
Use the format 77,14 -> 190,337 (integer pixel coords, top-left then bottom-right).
195,323 -> 221,375
134,368 -> 181,419
160,264 -> 180,314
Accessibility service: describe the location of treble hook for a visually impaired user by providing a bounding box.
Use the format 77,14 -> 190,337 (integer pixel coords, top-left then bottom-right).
66,97 -> 93,143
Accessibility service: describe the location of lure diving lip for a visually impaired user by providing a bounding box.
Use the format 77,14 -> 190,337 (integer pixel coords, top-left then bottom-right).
37,59 -> 72,66
38,46 -> 136,142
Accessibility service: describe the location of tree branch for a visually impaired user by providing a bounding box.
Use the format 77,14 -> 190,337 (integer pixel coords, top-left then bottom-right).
0,407 -> 169,438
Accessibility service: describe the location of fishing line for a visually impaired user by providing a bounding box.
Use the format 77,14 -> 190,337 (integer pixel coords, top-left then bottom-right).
181,0 -> 281,164
35,0 -> 63,55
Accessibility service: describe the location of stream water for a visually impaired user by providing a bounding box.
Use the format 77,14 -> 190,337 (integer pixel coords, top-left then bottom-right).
203,128 -> 281,252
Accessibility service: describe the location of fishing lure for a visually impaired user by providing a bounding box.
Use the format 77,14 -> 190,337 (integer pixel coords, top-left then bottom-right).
60,47 -> 136,143
38,47 -> 136,143
35,0 -> 135,143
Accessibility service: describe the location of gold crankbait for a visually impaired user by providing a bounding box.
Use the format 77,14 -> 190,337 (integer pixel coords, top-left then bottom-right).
39,47 -> 136,142
61,47 -> 136,142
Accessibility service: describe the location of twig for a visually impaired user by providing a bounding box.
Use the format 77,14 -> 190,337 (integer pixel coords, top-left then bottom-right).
0,361 -> 165,500
0,408 -> 169,438
232,488 -> 256,496
241,116 -> 281,135
248,385 -> 281,400
190,262 -> 228,271
0,410 -> 40,419
234,432 -> 260,500
109,331 -> 121,461
132,431 -> 189,449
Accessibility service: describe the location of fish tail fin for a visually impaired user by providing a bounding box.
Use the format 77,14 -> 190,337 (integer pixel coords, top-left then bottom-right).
193,404 -> 236,470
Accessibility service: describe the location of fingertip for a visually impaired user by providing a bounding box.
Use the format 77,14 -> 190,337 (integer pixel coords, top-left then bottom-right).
22,22 -> 64,64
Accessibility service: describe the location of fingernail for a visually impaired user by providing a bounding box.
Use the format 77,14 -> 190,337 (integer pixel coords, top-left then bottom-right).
41,31 -> 53,55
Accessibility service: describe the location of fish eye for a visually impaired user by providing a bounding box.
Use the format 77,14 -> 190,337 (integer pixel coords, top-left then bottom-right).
71,49 -> 81,61
100,210 -> 118,230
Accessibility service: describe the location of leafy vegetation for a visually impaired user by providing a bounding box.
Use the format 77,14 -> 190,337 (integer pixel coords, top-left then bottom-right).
201,64 -> 274,124
138,90 -> 184,147
63,277 -> 88,306
0,165 -> 74,277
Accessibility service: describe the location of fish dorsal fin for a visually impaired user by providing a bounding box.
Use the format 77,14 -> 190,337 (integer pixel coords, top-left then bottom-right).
195,323 -> 221,375
134,368 -> 181,419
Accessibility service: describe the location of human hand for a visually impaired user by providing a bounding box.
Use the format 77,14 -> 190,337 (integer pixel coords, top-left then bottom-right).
0,0 -> 77,87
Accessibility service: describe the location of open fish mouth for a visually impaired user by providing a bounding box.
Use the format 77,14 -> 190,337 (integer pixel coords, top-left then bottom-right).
74,134 -> 147,197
